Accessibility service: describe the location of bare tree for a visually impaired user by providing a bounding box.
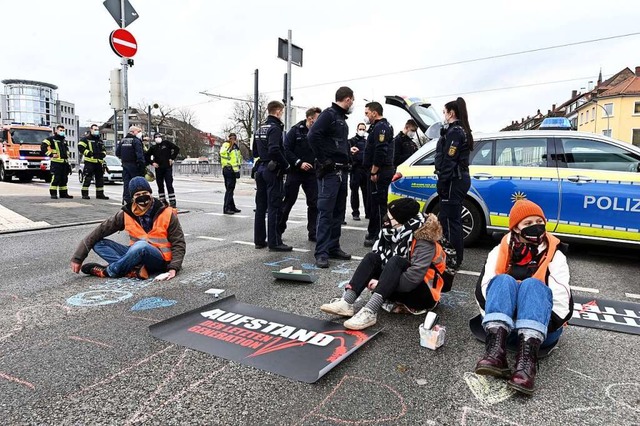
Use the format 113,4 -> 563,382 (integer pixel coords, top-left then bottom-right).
174,108 -> 206,158
136,101 -> 175,134
224,94 -> 268,158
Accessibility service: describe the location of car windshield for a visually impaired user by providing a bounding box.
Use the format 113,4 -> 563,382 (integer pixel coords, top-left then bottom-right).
105,156 -> 121,166
9,129 -> 51,144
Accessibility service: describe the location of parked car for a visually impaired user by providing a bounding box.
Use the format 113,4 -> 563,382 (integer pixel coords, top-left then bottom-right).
385,96 -> 640,247
78,155 -> 123,184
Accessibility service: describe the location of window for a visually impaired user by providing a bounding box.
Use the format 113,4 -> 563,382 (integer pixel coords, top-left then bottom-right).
633,129 -> 640,148
559,137 -> 640,172
495,138 -> 548,167
580,113 -> 583,125
602,129 -> 612,137
586,110 -> 590,122
592,107 -> 595,120
634,102 -> 640,115
603,103 -> 614,117
470,140 -> 493,165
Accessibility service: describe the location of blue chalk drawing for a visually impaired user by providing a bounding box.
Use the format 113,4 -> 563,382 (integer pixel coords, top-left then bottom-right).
337,280 -> 350,289
264,257 -> 299,267
439,289 -> 469,308
331,262 -> 356,275
67,290 -> 133,307
131,297 -> 177,311
179,271 -> 227,286
301,263 -> 320,270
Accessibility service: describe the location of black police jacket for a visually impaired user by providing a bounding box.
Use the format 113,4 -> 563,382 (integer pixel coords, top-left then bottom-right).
393,132 -> 418,167
116,133 -> 146,166
363,118 -> 394,169
284,120 -> 315,171
254,115 -> 288,170
308,103 -> 350,166
148,140 -> 180,168
434,121 -> 470,182
348,134 -> 366,166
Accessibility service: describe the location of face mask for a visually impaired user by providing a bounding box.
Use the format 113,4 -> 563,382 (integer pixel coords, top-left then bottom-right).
407,131 -> 416,138
58,131 -> 65,137
135,133 -> 143,140
347,103 -> 354,114
357,130 -> 366,137
364,116 -> 370,125
134,194 -> 152,206
519,224 -> 546,245
155,137 -> 162,143
92,130 -> 100,136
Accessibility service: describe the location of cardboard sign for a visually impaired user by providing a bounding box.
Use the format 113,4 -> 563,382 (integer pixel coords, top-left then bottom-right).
569,295 -> 640,335
149,296 -> 381,383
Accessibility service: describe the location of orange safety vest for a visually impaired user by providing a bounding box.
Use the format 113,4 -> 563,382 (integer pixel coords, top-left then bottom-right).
124,208 -> 174,261
410,240 -> 447,302
495,233 -> 561,282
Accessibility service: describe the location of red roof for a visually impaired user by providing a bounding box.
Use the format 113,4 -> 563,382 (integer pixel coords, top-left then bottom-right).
600,74 -> 640,97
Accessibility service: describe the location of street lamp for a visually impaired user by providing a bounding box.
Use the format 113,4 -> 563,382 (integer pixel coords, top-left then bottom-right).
147,103 -> 159,136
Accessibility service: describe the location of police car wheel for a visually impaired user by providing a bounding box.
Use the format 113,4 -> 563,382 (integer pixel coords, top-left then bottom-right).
432,198 -> 483,246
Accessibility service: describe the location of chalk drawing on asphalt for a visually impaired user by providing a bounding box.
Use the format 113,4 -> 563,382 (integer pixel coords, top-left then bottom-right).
67,290 -> 133,307
463,372 -> 515,405
131,297 -> 177,311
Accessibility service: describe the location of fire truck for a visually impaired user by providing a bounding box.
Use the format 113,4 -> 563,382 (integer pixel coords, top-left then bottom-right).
0,124 -> 52,182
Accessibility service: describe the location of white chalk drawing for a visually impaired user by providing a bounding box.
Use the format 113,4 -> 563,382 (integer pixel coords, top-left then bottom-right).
461,406 -> 523,426
337,280 -> 349,289
331,262 -> 357,275
605,383 -> 640,413
264,257 -> 299,267
463,372 -> 515,406
1,303 -> 72,343
67,290 -> 133,307
179,271 -> 227,286
439,289 -> 469,308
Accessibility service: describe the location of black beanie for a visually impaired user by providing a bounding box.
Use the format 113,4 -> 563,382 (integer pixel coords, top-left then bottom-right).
387,198 -> 420,224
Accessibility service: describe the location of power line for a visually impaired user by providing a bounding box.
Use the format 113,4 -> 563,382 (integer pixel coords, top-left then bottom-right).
264,31 -> 640,93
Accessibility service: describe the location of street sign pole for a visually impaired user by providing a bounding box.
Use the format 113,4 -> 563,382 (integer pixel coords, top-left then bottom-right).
120,0 -> 129,134
253,69 -> 259,148
286,30 -> 292,130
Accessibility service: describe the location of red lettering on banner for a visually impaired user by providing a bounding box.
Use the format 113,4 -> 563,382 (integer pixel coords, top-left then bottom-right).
189,321 -> 267,349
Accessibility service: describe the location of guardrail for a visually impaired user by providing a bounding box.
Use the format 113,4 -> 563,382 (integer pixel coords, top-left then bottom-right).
172,163 -> 252,178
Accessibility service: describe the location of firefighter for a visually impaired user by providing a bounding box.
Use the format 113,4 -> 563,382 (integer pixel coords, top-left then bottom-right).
41,124 -> 73,199
79,124 -> 109,200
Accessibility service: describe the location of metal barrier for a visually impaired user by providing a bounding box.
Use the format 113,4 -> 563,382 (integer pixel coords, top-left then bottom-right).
173,163 -> 252,178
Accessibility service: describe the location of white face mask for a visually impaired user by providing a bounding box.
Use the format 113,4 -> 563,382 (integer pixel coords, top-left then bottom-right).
155,137 -> 162,143
357,130 -> 366,137
364,116 -> 370,125
407,130 -> 416,138
135,133 -> 143,139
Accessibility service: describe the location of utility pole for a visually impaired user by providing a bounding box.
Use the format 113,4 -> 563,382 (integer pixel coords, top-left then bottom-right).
254,69 -> 259,144
286,29 -> 293,129
120,0 -> 129,133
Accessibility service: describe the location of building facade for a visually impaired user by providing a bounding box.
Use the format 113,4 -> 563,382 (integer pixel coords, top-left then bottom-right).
0,79 -> 80,164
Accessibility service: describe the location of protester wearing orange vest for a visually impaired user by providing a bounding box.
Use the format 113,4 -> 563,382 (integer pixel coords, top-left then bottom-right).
320,198 -> 446,330
474,200 -> 572,395
70,177 -> 186,280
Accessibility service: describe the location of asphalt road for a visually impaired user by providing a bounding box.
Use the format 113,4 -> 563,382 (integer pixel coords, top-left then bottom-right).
0,177 -> 639,425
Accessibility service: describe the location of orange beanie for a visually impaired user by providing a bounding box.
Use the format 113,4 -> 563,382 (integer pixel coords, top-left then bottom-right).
509,200 -> 545,230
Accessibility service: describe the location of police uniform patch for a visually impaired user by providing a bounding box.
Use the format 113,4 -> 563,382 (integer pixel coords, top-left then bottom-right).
378,131 -> 385,143
448,146 -> 457,156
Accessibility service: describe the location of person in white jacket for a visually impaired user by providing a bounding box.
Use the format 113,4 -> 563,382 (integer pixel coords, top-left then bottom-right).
474,200 -> 572,395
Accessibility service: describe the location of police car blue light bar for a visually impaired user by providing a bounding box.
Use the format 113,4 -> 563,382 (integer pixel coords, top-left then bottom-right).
539,117 -> 572,130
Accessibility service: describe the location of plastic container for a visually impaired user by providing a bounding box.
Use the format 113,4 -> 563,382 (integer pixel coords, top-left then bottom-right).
419,324 -> 446,350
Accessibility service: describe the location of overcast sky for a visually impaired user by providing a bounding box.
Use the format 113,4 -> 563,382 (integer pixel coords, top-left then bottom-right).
4,0 -> 640,137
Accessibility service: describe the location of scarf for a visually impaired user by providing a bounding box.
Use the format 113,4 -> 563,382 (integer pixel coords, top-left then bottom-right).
131,199 -> 154,232
373,213 -> 425,265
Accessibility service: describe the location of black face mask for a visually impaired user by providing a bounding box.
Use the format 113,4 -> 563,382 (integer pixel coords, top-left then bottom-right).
519,224 -> 546,244
134,194 -> 152,206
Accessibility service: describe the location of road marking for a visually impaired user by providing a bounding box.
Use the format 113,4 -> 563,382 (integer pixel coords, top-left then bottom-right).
292,248 -> 310,253
571,286 -> 600,293
205,213 -> 249,218
183,233 -> 191,237
342,225 -> 367,231
233,240 -> 254,246
625,293 -> 640,299
196,236 -> 225,241
352,255 -> 363,261
108,202 -> 122,206
458,270 -> 481,277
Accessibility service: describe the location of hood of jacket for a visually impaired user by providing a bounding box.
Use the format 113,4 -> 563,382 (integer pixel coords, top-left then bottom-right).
413,213 -> 443,242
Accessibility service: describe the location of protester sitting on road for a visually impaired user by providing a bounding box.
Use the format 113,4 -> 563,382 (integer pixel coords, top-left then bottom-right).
474,199 -> 572,395
320,198 -> 447,330
70,177 -> 186,280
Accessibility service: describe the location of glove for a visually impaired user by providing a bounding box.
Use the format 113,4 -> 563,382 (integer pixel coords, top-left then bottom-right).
95,152 -> 106,160
235,171 -> 241,179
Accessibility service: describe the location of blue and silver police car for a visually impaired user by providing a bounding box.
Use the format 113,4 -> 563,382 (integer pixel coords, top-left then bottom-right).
387,101 -> 640,247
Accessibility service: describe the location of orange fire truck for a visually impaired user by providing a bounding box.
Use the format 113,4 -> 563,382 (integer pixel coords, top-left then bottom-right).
0,124 -> 52,182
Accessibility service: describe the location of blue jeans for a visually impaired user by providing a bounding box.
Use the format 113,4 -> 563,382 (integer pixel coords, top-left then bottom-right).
93,239 -> 167,277
482,274 -> 562,346
315,170 -> 348,259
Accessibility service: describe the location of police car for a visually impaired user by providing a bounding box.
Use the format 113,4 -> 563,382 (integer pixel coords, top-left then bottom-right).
387,100 -> 640,247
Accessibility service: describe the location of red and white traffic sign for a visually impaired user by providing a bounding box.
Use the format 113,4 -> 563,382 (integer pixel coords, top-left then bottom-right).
109,29 -> 138,58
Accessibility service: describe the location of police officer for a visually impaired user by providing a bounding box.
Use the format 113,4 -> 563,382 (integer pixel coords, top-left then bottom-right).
278,107 -> 322,242
79,124 -> 109,200
308,86 -> 355,268
362,101 -> 394,247
393,119 -> 419,168
435,97 -> 473,268
148,133 -> 180,208
220,133 -> 242,214
41,124 -> 73,199
253,101 -> 292,252
348,122 -> 368,221
116,125 -> 146,204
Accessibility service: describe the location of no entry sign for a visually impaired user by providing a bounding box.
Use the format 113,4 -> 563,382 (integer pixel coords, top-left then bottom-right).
109,29 -> 137,58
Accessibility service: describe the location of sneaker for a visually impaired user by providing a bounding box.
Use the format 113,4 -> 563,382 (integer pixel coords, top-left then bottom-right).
320,298 -> 355,317
125,265 -> 149,280
232,208 -> 242,213
81,263 -> 108,278
344,308 -> 377,330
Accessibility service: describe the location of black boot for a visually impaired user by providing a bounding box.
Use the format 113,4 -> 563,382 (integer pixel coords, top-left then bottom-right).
50,189 -> 58,199
475,327 -> 511,378
508,335 -> 541,395
82,189 -> 90,200
59,189 -> 74,199
96,191 -> 109,200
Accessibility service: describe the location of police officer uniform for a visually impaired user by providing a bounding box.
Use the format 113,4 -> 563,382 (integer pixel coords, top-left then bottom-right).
116,132 -> 146,204
278,120 -> 318,241
148,135 -> 180,208
79,133 -> 109,200
393,131 -> 418,168
348,132 -> 368,220
363,117 -> 394,245
253,115 -> 291,251
434,121 -> 471,267
41,133 -> 73,199
308,103 -> 352,267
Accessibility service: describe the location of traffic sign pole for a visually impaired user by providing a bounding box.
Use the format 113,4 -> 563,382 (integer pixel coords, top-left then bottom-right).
286,30 -> 292,130
120,0 -> 129,134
